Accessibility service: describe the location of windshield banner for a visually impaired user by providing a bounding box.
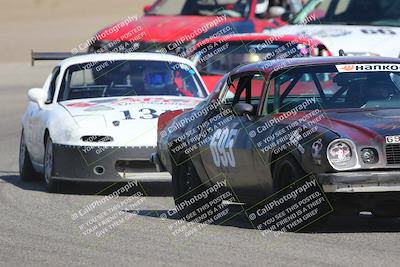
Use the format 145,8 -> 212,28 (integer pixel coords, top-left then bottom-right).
336,64 -> 400,72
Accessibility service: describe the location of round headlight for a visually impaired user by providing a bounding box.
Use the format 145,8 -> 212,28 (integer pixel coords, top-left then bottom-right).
361,148 -> 378,164
329,142 -> 351,162
327,139 -> 359,170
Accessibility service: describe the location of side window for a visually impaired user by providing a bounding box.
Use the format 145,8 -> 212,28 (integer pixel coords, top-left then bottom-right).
278,74 -> 318,112
219,77 -> 239,105
219,73 -> 265,114
46,67 -> 61,104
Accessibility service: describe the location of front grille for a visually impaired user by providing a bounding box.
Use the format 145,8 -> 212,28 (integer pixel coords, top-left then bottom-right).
386,144 -> 400,164
115,160 -> 156,173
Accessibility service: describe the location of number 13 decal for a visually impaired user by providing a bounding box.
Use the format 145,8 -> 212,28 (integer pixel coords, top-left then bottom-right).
210,128 -> 238,167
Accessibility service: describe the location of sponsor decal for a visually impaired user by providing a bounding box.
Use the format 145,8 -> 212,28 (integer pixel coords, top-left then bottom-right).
311,139 -> 323,165
311,29 -> 352,38
337,64 -> 400,73
66,102 -> 96,108
84,105 -> 114,111
289,129 -> 305,154
111,97 -> 200,106
361,28 -> 396,35
296,29 -> 352,38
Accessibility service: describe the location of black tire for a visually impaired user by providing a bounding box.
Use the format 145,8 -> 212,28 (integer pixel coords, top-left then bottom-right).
19,130 -> 40,181
272,154 -> 305,191
171,159 -> 207,221
44,136 -> 60,193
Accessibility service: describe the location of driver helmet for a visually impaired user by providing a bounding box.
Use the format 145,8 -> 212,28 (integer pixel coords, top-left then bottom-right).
143,68 -> 173,94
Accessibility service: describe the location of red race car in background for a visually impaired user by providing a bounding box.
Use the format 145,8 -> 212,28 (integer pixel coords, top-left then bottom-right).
88,0 -> 287,54
188,33 -> 331,91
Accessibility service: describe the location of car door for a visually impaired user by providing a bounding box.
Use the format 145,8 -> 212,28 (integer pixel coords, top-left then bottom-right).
27,67 -> 60,164
200,72 -> 272,201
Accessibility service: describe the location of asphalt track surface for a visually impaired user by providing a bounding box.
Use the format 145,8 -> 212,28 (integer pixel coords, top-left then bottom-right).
1,61 -> 400,267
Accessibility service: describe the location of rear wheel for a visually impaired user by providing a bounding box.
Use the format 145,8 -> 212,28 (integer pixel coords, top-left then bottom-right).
44,136 -> 60,193
19,130 -> 40,181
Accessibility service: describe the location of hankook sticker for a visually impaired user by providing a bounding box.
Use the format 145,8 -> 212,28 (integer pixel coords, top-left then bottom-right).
337,64 -> 400,73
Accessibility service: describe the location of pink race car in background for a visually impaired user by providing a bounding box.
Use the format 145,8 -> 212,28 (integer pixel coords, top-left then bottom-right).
189,33 -> 331,91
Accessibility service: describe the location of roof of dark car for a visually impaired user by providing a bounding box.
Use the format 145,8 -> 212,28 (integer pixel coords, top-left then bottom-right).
231,56 -> 400,75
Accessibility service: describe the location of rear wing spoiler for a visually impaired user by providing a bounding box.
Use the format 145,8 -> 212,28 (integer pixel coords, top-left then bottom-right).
31,50 -> 87,66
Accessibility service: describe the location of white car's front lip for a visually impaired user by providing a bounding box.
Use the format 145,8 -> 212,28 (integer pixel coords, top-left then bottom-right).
52,143 -> 158,181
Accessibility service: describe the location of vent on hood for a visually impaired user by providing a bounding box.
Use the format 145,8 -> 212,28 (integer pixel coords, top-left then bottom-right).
81,135 -> 113,142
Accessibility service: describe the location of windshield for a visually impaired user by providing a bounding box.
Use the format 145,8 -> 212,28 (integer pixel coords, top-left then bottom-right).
270,63 -> 400,112
295,0 -> 400,27
58,60 -> 206,101
194,41 -> 311,75
147,0 -> 251,17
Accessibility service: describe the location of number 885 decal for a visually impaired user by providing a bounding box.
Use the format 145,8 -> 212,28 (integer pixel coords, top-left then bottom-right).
210,128 -> 238,167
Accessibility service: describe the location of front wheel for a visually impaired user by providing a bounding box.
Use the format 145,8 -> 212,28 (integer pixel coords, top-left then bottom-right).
44,136 -> 60,193
19,130 -> 40,181
272,154 -> 305,191
171,159 -> 208,221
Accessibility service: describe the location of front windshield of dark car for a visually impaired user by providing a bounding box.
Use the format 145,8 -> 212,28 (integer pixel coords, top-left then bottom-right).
58,60 -> 207,101
297,0 -> 400,27
195,41 -> 311,75
269,64 -> 400,112
147,0 -> 251,17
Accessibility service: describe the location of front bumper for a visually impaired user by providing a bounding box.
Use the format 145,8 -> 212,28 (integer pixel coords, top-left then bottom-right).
316,171 -> 400,193
52,144 -> 169,182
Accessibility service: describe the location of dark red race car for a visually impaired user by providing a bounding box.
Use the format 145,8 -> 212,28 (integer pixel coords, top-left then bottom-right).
153,56 -> 400,228
88,0 -> 285,54
188,33 -> 331,91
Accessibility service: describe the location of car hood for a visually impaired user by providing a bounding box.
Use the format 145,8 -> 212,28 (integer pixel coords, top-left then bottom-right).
59,96 -> 202,146
315,109 -> 400,143
61,95 -> 202,118
266,24 -> 400,57
97,15 -> 241,43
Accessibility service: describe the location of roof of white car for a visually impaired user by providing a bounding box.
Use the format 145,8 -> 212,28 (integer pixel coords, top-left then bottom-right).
57,52 -> 194,67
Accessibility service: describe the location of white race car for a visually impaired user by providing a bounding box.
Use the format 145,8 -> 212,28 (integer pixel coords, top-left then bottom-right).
266,0 -> 400,57
20,52 -> 208,192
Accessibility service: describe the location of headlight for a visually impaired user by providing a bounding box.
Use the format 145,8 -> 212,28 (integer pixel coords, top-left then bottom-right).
361,148 -> 378,164
327,139 -> 360,170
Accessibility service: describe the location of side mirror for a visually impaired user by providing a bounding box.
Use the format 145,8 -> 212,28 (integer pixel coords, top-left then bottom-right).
280,11 -> 293,22
233,103 -> 254,116
143,5 -> 152,14
28,88 -> 47,108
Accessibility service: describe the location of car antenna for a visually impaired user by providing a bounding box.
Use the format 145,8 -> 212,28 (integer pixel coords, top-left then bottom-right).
339,49 -> 347,56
